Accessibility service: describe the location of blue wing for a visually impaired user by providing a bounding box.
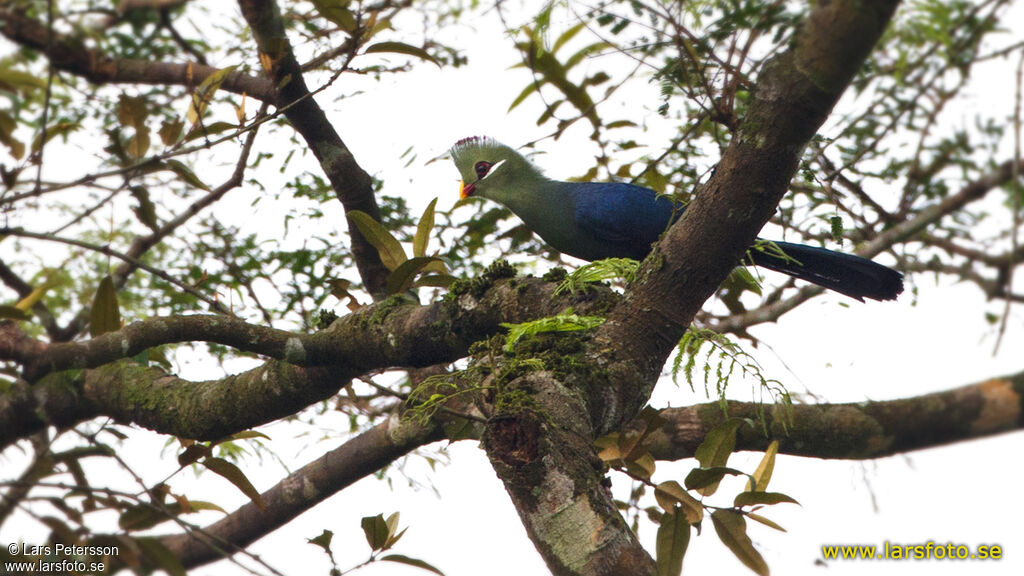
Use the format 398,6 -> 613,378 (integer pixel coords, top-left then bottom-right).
567,182 -> 681,261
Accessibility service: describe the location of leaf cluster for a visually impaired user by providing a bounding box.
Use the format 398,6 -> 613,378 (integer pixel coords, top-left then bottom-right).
598,413 -> 797,576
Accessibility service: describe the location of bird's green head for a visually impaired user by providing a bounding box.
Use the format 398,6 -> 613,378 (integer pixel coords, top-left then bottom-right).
450,136 -> 544,201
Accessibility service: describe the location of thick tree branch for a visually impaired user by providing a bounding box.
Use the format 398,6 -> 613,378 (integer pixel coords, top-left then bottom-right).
484,372 -> 657,575
1,361 -> 346,448
2,270 -> 618,445
647,373 -> 1024,461
0,7 -> 274,101
18,270 -> 615,382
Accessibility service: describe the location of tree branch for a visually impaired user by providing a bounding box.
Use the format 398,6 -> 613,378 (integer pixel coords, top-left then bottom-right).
2,269 -> 618,445
0,6 -> 274,101
1,361 -> 347,448
162,417 -> 444,568
647,373 -> 1024,461
238,0 -> 391,298
19,269 -> 615,381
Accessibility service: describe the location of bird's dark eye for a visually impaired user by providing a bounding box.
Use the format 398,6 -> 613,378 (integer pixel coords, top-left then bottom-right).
474,161 -> 491,178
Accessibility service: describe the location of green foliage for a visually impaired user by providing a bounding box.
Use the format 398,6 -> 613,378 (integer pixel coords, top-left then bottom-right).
186,66 -> 237,127
500,308 -> 605,351
308,512 -> 444,575
595,406 -> 665,480
347,199 -> 456,296
601,415 -> 797,576
711,510 -> 769,576
404,372 -> 467,425
89,276 -> 122,337
553,257 -> 639,295
655,507 -> 690,576
673,328 -> 790,423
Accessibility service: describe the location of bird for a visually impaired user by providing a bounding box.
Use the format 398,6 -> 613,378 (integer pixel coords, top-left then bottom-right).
450,136 -> 903,302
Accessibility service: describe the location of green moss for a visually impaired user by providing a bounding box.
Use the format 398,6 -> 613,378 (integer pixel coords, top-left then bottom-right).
495,386 -> 537,414
446,260 -> 517,300
541,267 -> 568,283
314,309 -> 339,331
510,330 -> 610,386
362,293 -> 411,328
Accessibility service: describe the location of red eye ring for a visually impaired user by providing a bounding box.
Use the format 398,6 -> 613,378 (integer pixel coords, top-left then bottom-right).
474,161 -> 491,178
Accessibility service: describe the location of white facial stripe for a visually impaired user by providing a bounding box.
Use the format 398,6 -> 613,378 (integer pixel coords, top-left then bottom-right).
480,159 -> 506,181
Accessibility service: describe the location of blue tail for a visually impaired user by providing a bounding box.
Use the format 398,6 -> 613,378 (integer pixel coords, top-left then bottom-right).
749,241 -> 903,301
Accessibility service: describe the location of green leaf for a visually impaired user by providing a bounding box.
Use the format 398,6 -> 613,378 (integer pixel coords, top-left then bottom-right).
159,118 -> 184,145
733,491 -> 800,508
117,95 -> 149,129
0,110 -> 25,159
500,308 -> 605,351
181,500 -> 227,515
711,510 -> 769,576
729,266 -> 763,296
683,466 -> 745,493
222,430 -> 272,442
746,440 -> 778,492
383,511 -> 407,550
31,121 -> 80,153
328,278 -> 362,310
130,186 -> 159,231
381,554 -> 446,575
164,160 -> 210,191
177,443 -> 212,467
135,537 -> 186,576
654,481 -> 703,524
311,0 -> 358,32
186,65 -> 238,125
119,505 -> 168,531
747,512 -> 787,533
364,42 -> 440,66
307,529 -> 334,552
830,215 -> 844,242
201,457 -> 264,510
413,197 -> 438,257
126,129 -> 151,160
0,67 -> 47,92
387,256 -> 444,295
183,121 -> 237,142
347,210 -> 407,271
361,514 -> 390,551
508,82 -> 540,112
695,418 -> 743,469
554,258 -> 638,295
15,280 -> 52,312
655,509 -> 690,576
552,22 -> 587,54
623,452 -> 657,480
90,276 -> 121,337
413,273 -> 456,289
